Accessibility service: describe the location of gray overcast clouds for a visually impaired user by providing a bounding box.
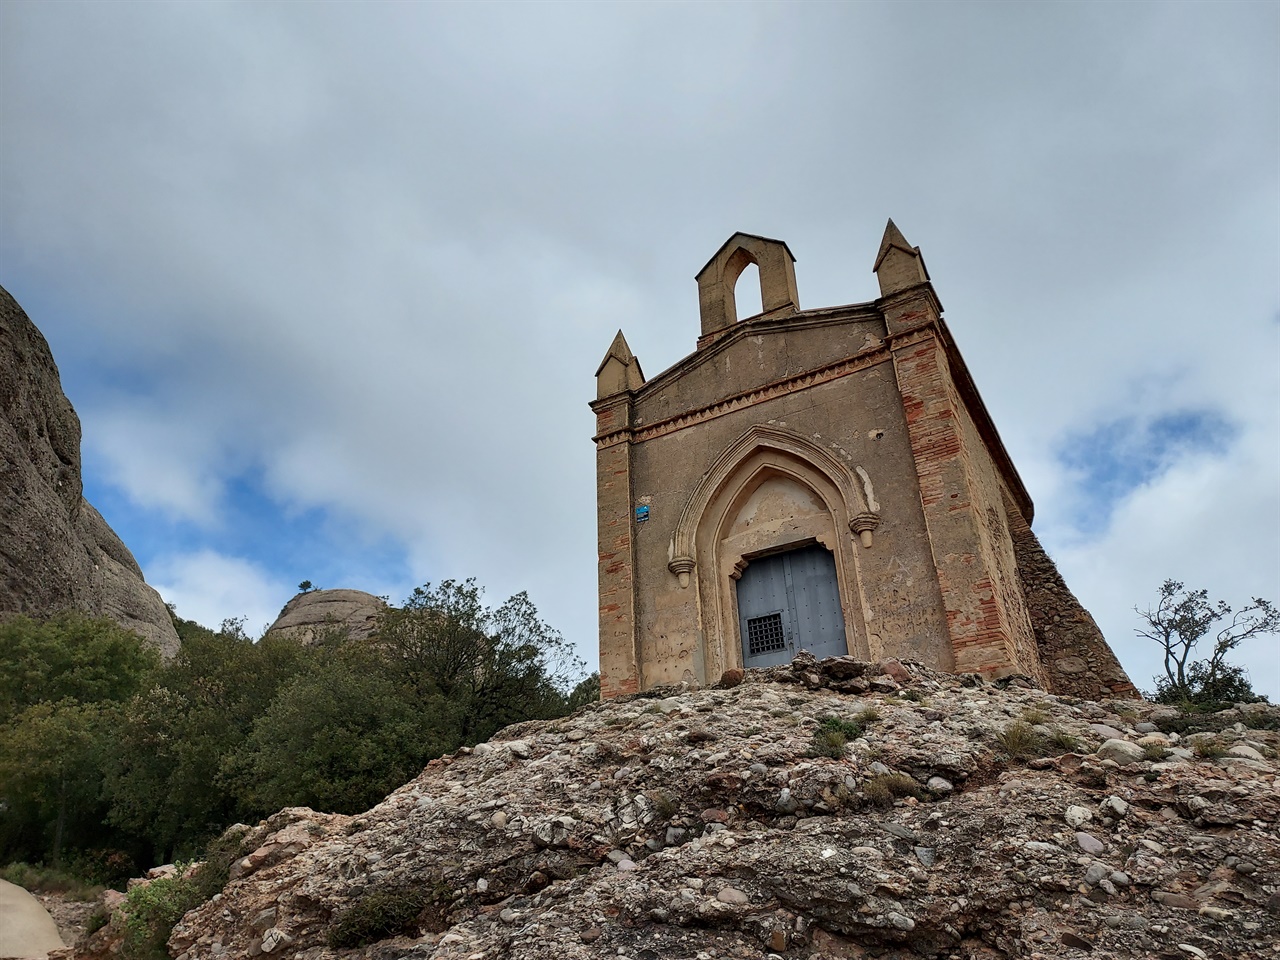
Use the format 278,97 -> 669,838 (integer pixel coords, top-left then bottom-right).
2,1 -> 1277,697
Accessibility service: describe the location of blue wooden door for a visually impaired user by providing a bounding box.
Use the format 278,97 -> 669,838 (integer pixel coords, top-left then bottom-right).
736,544 -> 847,667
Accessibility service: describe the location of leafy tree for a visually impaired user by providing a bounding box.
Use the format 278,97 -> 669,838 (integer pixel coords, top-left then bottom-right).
0,699 -> 118,865
376,580 -> 587,743
566,672 -> 601,711
1139,579 -> 1278,707
223,646 -> 458,815
0,613 -> 159,722
104,626 -> 314,861
298,580 -> 317,593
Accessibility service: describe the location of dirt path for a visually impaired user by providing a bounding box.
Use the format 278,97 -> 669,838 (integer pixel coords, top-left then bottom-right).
0,879 -> 65,958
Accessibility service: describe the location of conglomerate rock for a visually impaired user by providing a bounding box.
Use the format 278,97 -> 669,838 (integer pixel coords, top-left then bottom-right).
83,655 -> 1279,959
264,589 -> 388,645
0,283 -> 178,656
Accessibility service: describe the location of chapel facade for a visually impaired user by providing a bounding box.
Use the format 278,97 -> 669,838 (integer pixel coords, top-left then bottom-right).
592,223 -> 1135,701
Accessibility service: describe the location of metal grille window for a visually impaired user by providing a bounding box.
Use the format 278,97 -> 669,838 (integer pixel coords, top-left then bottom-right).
746,613 -> 787,657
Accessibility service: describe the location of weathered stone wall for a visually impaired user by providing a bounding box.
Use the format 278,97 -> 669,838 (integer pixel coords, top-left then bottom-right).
615,312 -> 950,689
1010,513 -> 1138,699
947,361 -> 1045,686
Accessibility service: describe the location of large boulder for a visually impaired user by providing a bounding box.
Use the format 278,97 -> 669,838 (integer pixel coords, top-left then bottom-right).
263,588 -> 387,645
0,284 -> 178,657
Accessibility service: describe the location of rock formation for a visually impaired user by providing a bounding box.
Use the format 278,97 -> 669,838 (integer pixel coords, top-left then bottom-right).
80,655 -> 1277,959
264,589 -> 388,645
0,284 -> 178,657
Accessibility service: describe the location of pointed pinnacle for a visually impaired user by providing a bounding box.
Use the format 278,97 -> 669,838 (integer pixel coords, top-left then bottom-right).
874,218 -> 917,272
595,329 -> 635,377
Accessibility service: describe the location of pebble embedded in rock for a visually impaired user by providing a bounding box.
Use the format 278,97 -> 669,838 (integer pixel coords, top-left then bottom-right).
1075,832 -> 1105,854
1100,796 -> 1129,818
926,776 -> 954,794
1065,805 -> 1093,827
716,886 -> 749,904
1228,744 -> 1265,761
1096,739 -> 1145,765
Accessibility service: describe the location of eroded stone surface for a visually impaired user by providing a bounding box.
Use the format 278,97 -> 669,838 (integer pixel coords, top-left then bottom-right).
76,656 -> 1279,960
264,589 -> 388,645
0,284 -> 177,655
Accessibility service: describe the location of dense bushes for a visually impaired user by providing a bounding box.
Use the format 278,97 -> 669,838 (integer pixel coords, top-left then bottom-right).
0,583 -> 592,877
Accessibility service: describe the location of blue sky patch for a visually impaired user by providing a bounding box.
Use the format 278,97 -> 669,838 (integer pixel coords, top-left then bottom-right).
82,460 -> 414,620
1056,409 -> 1237,532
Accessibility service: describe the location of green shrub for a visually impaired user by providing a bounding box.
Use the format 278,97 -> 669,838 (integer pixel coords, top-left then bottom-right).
85,905 -> 110,936
649,791 -> 679,820
118,832 -> 245,960
1045,727 -> 1082,753
1247,711 -> 1280,731
120,870 -> 205,960
808,716 -> 864,758
1191,736 -> 1227,759
820,715 -> 866,739
1020,706 -> 1051,725
328,886 -> 430,948
863,773 -> 924,808
1141,742 -> 1167,762
810,727 -> 848,759
996,721 -> 1043,759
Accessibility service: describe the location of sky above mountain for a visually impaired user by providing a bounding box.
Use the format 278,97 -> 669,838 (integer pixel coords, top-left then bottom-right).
2,1 -> 1276,698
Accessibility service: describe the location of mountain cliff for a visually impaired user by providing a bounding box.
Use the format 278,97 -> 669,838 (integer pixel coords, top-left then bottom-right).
0,284 -> 178,656
76,654 -> 1277,959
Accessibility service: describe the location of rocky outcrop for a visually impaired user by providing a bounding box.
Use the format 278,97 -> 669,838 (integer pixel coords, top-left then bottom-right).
0,284 -> 178,657
264,589 -> 387,645
86,655 -> 1278,959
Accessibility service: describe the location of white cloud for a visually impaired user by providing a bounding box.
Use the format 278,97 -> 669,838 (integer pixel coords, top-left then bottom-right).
150,550 -> 291,639
2,2 -> 1276,687
1048,417 -> 1280,700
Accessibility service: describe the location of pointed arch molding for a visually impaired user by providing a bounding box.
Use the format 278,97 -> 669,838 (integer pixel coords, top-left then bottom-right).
667,424 -> 880,586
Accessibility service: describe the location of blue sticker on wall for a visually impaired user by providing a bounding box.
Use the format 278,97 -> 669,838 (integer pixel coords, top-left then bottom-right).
635,505 -> 650,523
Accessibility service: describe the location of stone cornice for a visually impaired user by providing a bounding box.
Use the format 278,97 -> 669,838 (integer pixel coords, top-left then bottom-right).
594,322 -> 935,447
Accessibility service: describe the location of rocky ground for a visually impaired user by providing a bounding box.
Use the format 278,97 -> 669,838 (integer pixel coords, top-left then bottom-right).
35,892 -> 97,949
74,655 -> 1278,959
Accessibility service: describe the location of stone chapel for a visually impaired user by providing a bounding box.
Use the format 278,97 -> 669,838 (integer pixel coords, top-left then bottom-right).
592,222 -> 1135,702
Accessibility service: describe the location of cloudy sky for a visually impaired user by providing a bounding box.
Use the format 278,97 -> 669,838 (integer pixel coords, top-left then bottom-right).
2,1 -> 1277,698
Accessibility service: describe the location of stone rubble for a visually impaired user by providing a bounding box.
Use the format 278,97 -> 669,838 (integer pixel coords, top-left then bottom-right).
75,654 -> 1279,959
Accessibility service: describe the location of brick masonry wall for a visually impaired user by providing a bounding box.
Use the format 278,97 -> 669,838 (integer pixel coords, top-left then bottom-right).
1009,514 -> 1139,700
595,401 -> 639,700
893,332 -> 1025,677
